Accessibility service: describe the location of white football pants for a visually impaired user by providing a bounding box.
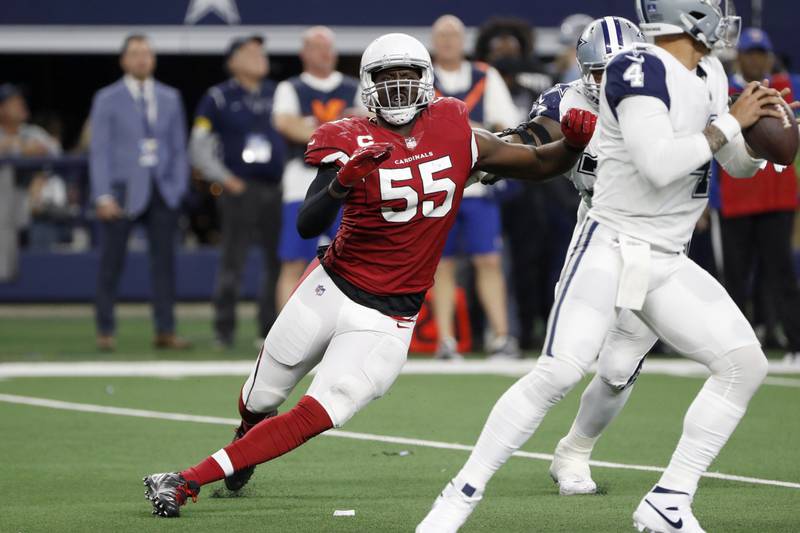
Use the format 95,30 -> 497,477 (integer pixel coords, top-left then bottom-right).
562,201 -> 658,390
239,263 -> 415,428
456,218 -> 766,495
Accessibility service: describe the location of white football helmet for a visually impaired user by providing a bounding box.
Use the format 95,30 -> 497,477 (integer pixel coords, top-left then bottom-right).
360,33 -> 435,126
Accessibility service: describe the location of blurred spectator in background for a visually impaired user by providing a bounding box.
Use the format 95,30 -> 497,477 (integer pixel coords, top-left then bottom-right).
190,35 -> 286,348
25,110 -> 79,250
272,26 -> 361,310
551,13 -> 593,83
430,14 -> 520,359
711,27 -> 800,362
89,34 -> 190,351
474,17 -> 552,116
475,17 -> 570,351
0,84 -> 61,280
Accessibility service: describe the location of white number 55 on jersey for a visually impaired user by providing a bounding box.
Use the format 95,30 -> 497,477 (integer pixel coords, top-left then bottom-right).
379,156 -> 455,222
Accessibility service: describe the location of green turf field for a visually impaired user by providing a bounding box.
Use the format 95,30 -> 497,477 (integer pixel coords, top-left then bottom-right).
0,306 -> 798,532
0,304 -> 263,362
1,372 -> 798,532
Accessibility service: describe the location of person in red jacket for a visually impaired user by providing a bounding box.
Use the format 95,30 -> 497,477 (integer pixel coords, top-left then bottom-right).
714,27 -> 800,361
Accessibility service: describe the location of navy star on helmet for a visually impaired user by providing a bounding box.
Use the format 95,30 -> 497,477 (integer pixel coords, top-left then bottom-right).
635,0 -> 741,50
576,16 -> 646,106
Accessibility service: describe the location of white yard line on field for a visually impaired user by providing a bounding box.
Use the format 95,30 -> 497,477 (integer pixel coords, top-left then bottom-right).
762,376 -> 800,387
0,392 -> 798,490
1,359 -> 799,384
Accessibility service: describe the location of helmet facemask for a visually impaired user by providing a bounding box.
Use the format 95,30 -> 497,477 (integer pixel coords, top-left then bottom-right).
361,60 -> 434,126
579,64 -> 606,108
679,2 -> 740,49
711,0 -> 742,48
639,0 -> 741,50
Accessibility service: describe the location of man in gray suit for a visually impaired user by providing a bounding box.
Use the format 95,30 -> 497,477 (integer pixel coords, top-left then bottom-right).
89,34 -> 191,351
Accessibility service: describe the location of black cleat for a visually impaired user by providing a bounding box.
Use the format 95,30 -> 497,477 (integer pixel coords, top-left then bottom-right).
143,472 -> 200,517
223,423 -> 256,491
223,412 -> 276,492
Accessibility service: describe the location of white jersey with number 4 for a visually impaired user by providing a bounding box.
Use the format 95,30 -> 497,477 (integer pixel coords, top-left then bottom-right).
590,43 -> 740,252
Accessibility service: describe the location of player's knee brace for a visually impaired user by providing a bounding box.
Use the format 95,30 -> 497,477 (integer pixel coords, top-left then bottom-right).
518,356 -> 585,406
707,344 -> 768,407
238,388 -> 278,426
242,385 -> 289,415
316,374 -> 374,428
308,335 -> 407,428
598,355 -> 646,391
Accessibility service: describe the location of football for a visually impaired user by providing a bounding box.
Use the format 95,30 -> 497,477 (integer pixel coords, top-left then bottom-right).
743,98 -> 799,166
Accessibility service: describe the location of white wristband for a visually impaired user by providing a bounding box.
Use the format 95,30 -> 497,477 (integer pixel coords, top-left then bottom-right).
711,113 -> 741,142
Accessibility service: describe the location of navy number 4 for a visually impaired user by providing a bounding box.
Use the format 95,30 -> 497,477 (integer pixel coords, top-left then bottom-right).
691,161 -> 711,198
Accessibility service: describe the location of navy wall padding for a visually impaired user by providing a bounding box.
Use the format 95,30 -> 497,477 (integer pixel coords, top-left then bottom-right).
0,248 -> 269,302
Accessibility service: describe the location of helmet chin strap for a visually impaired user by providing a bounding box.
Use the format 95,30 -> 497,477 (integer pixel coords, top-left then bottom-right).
379,107 -> 418,126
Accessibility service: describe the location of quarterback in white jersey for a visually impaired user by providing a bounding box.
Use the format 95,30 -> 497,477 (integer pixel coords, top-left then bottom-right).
418,1 -> 793,532
591,45 -> 733,251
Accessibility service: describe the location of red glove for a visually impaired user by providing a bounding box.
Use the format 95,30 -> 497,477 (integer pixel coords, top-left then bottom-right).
336,142 -> 394,187
561,108 -> 597,150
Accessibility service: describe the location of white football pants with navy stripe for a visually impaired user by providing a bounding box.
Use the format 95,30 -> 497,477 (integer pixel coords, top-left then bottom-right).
455,217 -> 766,497
558,201 -> 658,390
240,263 -> 414,428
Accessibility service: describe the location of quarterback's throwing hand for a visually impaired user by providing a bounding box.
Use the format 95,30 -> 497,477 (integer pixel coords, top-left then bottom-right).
561,108 -> 597,150
337,142 -> 394,187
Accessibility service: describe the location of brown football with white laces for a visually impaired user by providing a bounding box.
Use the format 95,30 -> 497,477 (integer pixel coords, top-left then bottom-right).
743,98 -> 799,166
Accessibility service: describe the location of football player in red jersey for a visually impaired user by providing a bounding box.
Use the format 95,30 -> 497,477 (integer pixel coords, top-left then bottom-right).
143,32 -> 596,518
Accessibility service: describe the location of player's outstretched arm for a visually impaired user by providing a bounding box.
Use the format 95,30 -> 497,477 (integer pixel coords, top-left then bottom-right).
499,115 -> 564,147
475,108 -> 594,181
297,143 -> 394,238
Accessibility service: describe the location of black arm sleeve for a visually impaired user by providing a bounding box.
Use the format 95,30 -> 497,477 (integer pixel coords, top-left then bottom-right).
296,164 -> 344,239
498,121 -> 552,146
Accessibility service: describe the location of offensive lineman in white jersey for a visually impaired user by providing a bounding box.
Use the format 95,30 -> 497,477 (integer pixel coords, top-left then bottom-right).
418,1 -> 794,532
501,15 -> 659,498
476,15 -> 654,495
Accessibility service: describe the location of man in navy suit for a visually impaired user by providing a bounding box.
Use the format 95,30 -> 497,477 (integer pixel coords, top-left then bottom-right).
190,35 -> 286,348
90,34 -> 191,351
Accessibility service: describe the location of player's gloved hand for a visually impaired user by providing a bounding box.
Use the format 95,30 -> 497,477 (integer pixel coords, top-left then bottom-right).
336,142 -> 394,188
561,108 -> 597,150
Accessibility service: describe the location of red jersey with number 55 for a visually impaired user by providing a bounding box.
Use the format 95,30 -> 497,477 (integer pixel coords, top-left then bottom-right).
305,97 -> 478,296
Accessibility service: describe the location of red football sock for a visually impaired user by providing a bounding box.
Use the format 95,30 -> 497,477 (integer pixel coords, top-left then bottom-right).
181,395 -> 332,487
182,456 -> 225,486
225,395 -> 333,472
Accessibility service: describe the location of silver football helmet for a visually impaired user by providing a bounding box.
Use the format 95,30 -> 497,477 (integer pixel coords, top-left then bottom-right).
576,16 -> 646,106
359,33 -> 435,126
635,0 -> 741,49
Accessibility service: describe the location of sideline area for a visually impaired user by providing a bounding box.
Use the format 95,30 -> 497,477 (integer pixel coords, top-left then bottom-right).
1,358 -> 799,385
